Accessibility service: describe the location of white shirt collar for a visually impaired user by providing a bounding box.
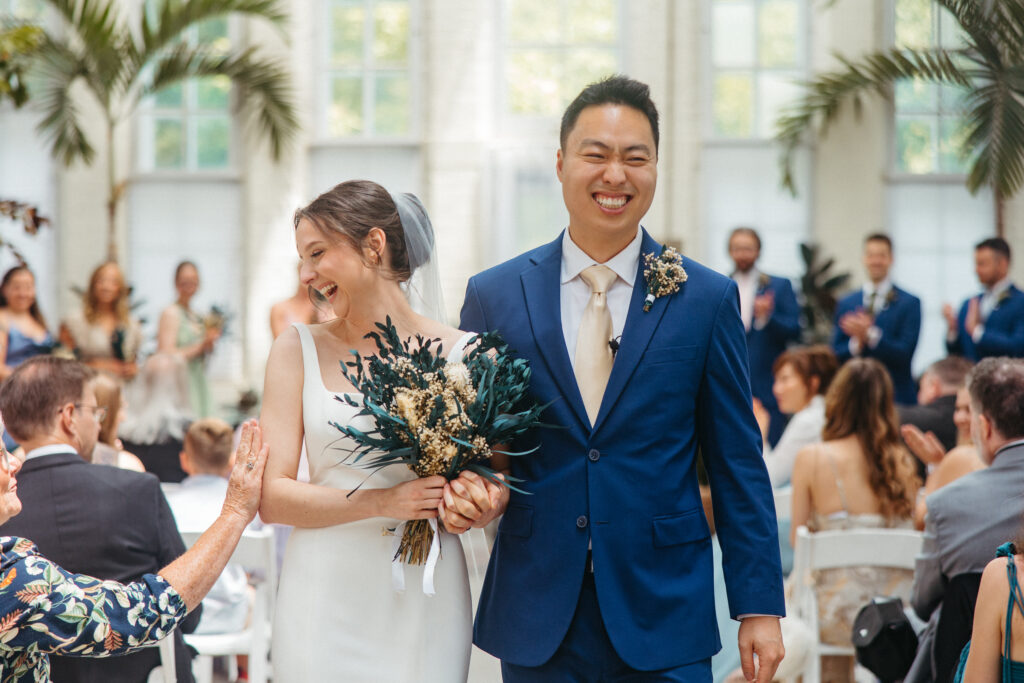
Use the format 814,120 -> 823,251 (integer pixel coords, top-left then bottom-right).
560,228 -> 642,287
986,277 -> 1012,298
732,268 -> 759,285
24,444 -> 78,461
862,278 -> 893,298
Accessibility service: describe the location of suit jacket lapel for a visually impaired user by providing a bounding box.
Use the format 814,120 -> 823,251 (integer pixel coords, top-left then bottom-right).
521,236 -> 590,431
592,231 -> 670,435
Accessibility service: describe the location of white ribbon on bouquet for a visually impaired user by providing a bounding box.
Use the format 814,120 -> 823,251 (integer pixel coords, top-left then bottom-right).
390,518 -> 442,596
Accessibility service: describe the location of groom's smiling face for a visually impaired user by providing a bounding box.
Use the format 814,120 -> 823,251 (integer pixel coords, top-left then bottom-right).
557,104 -> 657,246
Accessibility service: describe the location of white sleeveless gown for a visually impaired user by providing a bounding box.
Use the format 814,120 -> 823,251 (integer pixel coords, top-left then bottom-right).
271,324 -> 473,682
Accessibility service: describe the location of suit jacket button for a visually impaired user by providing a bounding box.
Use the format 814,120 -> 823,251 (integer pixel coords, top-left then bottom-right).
576,515 -> 588,529
588,449 -> 600,462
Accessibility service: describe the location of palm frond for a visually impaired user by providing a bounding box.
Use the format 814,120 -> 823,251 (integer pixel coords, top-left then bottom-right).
776,47 -> 970,194
137,0 -> 287,63
32,39 -> 94,165
42,0 -> 125,103
962,79 -> 1024,197
142,43 -> 297,160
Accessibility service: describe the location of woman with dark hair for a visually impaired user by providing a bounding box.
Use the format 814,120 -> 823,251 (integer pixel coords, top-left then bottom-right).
259,180 -> 494,681
156,261 -> 220,418
788,358 -> 920,681
0,265 -> 53,381
755,345 -> 839,487
59,262 -> 142,380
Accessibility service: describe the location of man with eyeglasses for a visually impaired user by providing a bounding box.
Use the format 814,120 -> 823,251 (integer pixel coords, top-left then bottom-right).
0,356 -> 200,682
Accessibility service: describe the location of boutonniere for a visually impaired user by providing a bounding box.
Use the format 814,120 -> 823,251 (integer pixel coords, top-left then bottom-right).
757,272 -> 771,292
996,288 -> 1011,308
642,246 -> 688,312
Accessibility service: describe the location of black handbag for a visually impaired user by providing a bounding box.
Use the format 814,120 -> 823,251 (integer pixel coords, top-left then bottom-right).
851,596 -> 918,682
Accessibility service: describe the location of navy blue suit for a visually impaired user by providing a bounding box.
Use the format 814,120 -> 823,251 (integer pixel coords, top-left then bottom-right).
832,286 -> 921,405
947,285 -> 1024,361
461,231 -> 784,673
743,274 -> 801,447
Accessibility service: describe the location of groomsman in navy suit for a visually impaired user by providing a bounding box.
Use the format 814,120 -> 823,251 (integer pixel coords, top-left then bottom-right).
832,233 -> 921,405
728,228 -> 802,447
945,237 -> 1024,361
444,76 -> 784,682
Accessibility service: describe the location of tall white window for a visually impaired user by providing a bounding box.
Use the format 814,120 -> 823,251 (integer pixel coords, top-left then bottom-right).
0,0 -> 43,20
136,15 -> 233,172
707,0 -> 807,140
501,0 -> 620,120
892,0 -> 968,174
320,0 -> 414,138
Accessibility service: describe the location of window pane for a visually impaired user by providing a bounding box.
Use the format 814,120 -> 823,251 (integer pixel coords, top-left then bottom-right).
938,6 -> 966,50
564,48 -> 618,102
938,116 -> 969,173
8,0 -> 44,20
506,49 -> 561,116
938,83 -> 968,114
567,0 -> 617,44
896,116 -> 936,173
331,3 -> 365,66
374,1 -> 409,66
894,0 -> 932,50
895,79 -> 937,113
374,73 -> 410,135
196,76 -> 230,110
196,16 -> 229,52
154,83 -> 183,109
713,72 -> 754,137
759,0 -> 798,68
154,118 -> 185,169
506,0 -> 561,45
712,2 -> 755,68
329,75 -> 363,135
757,72 -> 801,137
195,116 -> 230,168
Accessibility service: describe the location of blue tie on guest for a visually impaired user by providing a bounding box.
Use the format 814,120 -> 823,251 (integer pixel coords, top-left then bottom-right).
832,234 -> 921,406
945,238 -> 1024,362
729,228 -> 802,448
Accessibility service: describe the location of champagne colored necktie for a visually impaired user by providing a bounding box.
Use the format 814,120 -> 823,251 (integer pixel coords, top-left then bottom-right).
575,265 -> 618,425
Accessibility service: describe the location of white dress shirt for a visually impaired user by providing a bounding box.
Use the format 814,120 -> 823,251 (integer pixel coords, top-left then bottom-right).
560,229 -> 641,366
24,444 -> 78,461
763,395 -> 825,487
732,269 -> 758,332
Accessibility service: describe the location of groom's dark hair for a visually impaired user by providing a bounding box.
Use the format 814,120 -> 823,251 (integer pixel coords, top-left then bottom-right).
560,75 -> 660,152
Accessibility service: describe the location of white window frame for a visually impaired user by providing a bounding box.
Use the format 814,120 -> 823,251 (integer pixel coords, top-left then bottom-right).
702,0 -> 810,144
314,0 -> 421,144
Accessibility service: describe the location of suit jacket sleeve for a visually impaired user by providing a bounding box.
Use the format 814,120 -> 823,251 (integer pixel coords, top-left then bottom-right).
831,297 -> 854,362
700,281 -> 785,618
912,497 -> 946,621
871,295 -> 921,366
976,301 -> 1024,357
761,278 -> 801,345
460,277 -> 489,333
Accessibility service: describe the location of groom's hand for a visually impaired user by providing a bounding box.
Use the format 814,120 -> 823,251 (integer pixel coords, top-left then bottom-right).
738,616 -> 784,682
439,471 -> 508,534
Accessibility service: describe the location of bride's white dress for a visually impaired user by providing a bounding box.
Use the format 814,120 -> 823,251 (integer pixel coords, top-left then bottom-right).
272,324 -> 473,682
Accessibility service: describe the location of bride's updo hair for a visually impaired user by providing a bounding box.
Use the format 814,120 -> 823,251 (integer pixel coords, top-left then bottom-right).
294,179 -> 427,283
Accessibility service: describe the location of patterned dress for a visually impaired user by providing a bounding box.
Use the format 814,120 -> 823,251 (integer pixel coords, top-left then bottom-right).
0,537 -> 187,682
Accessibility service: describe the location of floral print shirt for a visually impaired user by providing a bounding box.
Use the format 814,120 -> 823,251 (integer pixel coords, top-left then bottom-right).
0,537 -> 187,682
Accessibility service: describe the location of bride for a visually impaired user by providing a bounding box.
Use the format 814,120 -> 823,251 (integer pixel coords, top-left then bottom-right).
260,180 -> 498,681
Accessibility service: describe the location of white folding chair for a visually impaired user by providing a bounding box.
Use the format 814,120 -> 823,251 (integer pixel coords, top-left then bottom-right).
144,636 -> 177,683
179,528 -> 277,683
773,486 -> 792,520
788,525 -> 923,683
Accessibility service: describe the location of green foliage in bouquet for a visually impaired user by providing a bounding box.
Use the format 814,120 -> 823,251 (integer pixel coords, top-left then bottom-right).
331,317 -> 548,565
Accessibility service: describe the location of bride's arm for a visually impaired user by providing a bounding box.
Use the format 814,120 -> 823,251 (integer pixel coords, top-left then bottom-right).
258,328 -> 443,527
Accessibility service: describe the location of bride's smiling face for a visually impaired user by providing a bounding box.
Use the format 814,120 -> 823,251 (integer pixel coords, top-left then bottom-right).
296,218 -> 378,319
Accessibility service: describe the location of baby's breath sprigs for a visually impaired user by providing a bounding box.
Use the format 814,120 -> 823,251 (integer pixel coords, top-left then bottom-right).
642,246 -> 687,312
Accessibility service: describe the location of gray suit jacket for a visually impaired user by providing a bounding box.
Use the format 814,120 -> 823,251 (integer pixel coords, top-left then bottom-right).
912,441 -> 1024,621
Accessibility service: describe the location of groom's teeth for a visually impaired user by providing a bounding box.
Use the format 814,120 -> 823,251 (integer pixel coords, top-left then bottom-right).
595,195 -> 627,209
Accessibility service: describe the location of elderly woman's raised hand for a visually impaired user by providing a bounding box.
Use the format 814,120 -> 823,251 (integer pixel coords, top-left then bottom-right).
222,420 -> 269,524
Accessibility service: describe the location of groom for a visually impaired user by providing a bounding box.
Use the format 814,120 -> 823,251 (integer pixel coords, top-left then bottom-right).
445,75 -> 784,681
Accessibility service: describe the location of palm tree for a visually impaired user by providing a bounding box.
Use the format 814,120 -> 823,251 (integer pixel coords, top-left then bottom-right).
776,0 -> 1024,236
29,0 -> 298,262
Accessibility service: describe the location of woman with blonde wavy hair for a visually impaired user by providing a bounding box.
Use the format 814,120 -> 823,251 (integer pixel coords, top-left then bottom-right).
787,357 -> 921,682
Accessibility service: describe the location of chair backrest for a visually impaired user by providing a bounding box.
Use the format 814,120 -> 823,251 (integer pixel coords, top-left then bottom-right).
179,527 -> 278,621
774,486 -> 792,520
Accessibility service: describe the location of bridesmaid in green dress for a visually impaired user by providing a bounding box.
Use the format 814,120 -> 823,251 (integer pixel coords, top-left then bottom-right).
157,262 -> 220,418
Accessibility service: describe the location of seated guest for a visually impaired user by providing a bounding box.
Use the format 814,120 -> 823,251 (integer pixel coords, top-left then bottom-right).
729,227 -> 802,447
166,418 -> 255,635
900,356 -> 974,454
0,265 -> 54,381
832,233 -> 921,405
944,238 -> 1024,361
0,410 -> 268,682
0,357 -> 200,682
904,385 -> 985,530
754,345 -> 838,487
789,358 -> 920,682
960,536 -> 1024,680
906,357 -> 1024,683
89,372 -> 145,472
